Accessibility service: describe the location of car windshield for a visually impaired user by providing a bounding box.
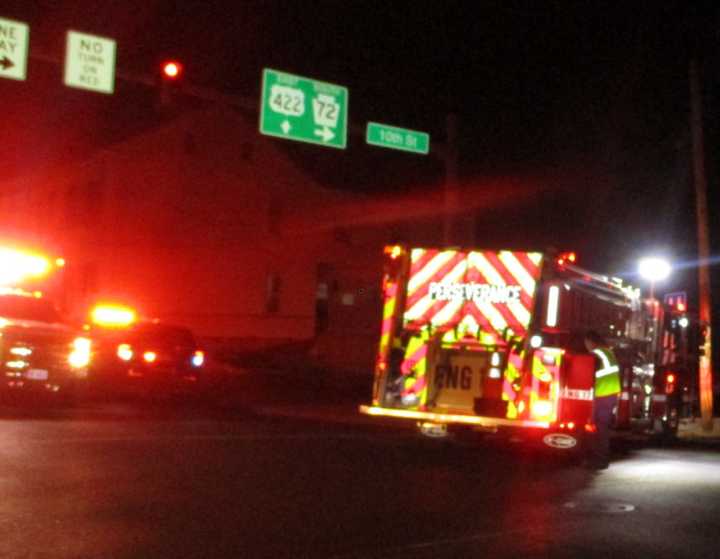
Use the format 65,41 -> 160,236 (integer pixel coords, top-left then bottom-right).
0,295 -> 64,323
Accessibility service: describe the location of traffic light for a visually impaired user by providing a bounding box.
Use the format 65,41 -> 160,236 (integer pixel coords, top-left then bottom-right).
161,60 -> 183,81
158,59 -> 184,109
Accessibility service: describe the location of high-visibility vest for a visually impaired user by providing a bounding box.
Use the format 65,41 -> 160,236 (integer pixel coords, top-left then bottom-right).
592,348 -> 621,397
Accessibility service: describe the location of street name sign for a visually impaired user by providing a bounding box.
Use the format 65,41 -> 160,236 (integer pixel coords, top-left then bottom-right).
366,122 -> 429,154
64,30 -> 116,94
260,68 -> 348,149
0,17 -> 29,81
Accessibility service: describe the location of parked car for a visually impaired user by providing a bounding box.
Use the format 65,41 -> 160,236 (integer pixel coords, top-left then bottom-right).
90,319 -> 205,397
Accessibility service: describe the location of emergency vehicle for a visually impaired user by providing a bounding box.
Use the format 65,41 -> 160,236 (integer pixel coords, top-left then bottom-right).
360,245 -> 689,451
87,304 -> 205,397
0,247 -> 91,401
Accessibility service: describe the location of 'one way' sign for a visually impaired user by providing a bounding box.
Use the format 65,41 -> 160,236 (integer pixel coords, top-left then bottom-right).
0,17 -> 29,81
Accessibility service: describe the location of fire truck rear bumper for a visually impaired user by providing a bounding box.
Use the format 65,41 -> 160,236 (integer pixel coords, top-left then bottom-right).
358,405 -> 551,430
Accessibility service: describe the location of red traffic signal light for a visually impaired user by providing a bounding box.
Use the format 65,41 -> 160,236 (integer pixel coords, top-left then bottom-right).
162,60 -> 183,80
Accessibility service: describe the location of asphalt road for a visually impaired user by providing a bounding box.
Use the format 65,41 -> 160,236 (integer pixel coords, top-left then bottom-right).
0,387 -> 718,559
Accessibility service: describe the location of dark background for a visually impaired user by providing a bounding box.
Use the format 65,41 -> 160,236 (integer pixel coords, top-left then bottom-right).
3,0 -> 720,299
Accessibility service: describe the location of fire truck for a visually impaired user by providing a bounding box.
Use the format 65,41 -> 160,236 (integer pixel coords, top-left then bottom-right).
360,245 -> 690,451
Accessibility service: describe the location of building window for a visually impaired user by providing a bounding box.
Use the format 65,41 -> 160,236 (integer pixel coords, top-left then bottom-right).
184,132 -> 197,155
266,273 -> 281,314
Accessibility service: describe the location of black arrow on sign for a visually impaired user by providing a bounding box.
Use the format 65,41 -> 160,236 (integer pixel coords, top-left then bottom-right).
0,56 -> 14,70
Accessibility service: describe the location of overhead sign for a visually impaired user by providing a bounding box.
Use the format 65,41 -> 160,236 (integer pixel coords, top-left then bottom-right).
0,17 -> 29,81
64,30 -> 116,94
260,68 -> 348,149
366,122 -> 429,154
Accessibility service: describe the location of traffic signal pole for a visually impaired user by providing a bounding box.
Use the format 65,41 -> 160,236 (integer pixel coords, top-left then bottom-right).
689,59 -> 714,430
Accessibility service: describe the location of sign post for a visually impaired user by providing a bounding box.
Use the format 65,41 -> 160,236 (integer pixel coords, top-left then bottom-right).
0,17 -> 29,81
259,68 -> 348,149
64,30 -> 116,94
366,122 -> 429,155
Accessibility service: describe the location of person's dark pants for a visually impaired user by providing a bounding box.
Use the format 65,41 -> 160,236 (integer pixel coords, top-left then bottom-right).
587,395 -> 617,467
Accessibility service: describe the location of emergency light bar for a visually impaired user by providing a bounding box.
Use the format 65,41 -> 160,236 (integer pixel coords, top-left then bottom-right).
0,248 -> 51,286
90,304 -> 137,328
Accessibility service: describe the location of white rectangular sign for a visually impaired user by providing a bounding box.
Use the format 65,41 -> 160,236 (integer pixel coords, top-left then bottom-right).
0,17 -> 29,81
64,30 -> 116,94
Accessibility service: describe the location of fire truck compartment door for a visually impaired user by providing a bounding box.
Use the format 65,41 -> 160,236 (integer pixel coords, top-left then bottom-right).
431,352 -> 486,413
559,353 -> 595,423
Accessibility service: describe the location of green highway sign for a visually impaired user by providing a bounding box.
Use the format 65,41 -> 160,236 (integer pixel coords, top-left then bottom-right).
64,30 -> 116,94
260,68 -> 348,149
366,122 -> 429,155
0,17 -> 30,81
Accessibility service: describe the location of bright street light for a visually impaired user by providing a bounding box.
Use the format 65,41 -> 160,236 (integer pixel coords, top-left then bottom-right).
638,257 -> 672,282
638,257 -> 671,302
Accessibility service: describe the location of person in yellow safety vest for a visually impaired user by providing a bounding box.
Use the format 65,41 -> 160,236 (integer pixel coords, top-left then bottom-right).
584,330 -> 622,469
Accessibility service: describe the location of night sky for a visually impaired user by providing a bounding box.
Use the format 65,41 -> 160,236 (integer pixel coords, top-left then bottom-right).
3,1 -> 720,301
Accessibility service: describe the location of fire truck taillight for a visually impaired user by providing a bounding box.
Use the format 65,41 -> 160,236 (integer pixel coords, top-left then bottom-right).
531,399 -> 553,420
143,351 -> 157,363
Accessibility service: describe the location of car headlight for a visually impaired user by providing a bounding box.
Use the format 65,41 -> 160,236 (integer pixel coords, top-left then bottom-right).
69,337 -> 92,369
191,350 -> 205,367
117,343 -> 133,361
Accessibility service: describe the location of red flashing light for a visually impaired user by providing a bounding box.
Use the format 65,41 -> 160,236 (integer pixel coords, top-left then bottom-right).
677,302 -> 686,312
162,60 -> 183,79
666,372 -> 676,394
584,423 -> 597,433
557,251 -> 577,267
384,245 -> 402,260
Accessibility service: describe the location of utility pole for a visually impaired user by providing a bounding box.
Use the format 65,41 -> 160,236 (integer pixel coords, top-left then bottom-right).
689,59 -> 714,431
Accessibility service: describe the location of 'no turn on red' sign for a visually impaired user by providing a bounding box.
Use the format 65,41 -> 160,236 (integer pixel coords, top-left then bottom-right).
64,30 -> 116,94
0,17 -> 29,81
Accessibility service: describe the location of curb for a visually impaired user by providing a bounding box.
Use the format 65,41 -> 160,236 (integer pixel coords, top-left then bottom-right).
253,404 -> 414,431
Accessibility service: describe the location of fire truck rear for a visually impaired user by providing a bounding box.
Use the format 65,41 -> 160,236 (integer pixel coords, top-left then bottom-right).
360,245 -> 686,451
